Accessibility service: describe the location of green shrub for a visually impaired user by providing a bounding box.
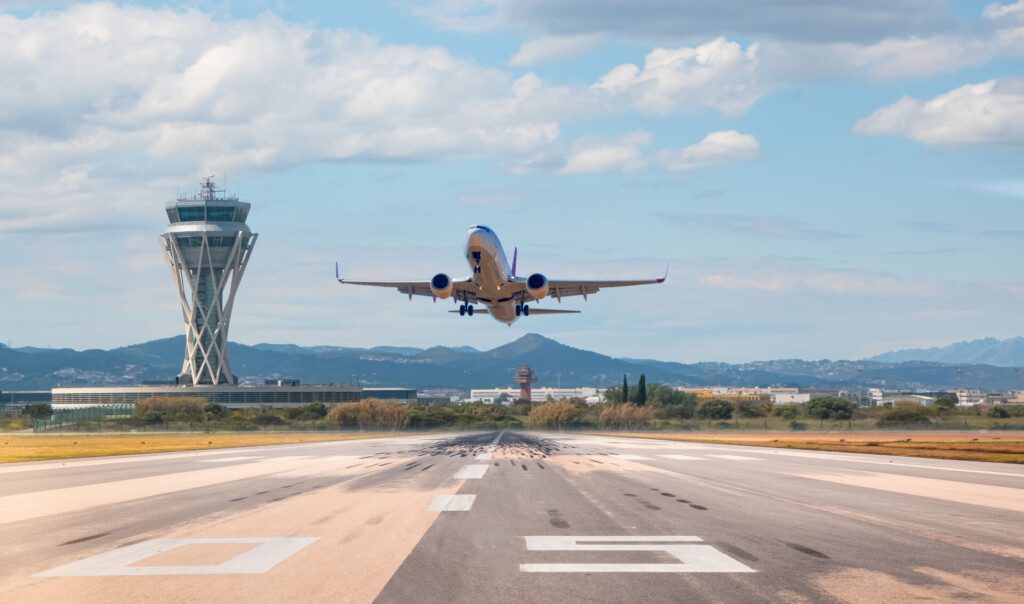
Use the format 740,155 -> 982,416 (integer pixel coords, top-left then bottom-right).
773,405 -> 801,419
695,399 -> 733,420
804,397 -> 854,420
789,420 -> 808,431
252,413 -> 285,426
878,405 -> 931,425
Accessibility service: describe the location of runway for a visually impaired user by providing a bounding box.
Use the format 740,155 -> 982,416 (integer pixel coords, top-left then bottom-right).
1,431 -> 1022,603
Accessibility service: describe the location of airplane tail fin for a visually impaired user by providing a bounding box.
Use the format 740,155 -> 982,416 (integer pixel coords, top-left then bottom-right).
511,246 -> 517,278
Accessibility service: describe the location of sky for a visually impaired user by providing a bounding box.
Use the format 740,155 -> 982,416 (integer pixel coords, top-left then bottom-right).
0,1 -> 1022,363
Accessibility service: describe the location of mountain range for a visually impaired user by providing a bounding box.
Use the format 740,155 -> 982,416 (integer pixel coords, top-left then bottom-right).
866,337 -> 1024,367
1,334 -> 1022,392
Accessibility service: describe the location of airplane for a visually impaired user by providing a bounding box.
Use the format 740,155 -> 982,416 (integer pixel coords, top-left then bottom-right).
336,225 -> 667,325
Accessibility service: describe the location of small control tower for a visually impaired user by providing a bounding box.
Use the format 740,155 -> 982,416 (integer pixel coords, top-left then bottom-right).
161,177 -> 257,385
513,365 -> 537,401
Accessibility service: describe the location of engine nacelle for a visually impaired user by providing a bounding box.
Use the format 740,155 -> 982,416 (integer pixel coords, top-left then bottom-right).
430,273 -> 454,299
526,273 -> 549,300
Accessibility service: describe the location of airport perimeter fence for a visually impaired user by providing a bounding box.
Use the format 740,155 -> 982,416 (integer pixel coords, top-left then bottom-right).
33,405 -> 134,432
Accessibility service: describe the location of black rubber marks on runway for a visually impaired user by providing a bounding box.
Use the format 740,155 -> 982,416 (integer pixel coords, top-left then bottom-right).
547,509 -> 570,529
786,542 -> 830,559
59,532 -> 110,546
625,491 -> 707,511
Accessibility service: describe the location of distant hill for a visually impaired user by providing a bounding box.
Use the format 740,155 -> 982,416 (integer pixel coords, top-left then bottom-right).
867,337 -> 1024,367
1,333 -> 1022,391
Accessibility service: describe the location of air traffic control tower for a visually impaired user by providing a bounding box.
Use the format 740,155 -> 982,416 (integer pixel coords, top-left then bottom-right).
161,177 -> 257,385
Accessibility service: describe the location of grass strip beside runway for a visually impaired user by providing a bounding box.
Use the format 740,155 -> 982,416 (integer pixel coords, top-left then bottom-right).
582,431 -> 1024,464
0,432 -> 396,463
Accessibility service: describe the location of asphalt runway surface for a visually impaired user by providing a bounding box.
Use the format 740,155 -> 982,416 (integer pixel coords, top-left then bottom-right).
1,431 -> 1022,603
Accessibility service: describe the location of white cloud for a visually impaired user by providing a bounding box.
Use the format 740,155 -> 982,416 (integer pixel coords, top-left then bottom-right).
854,79 -> 1024,146
984,1 -> 1024,20
561,131 -> 651,174
509,33 -> 604,67
592,38 -> 766,116
657,130 -> 760,172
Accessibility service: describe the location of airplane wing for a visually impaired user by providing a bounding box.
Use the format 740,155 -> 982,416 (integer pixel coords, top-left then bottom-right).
517,272 -> 667,302
336,264 -> 477,302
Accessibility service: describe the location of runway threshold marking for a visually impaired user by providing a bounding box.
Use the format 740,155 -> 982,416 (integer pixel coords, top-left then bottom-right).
454,464 -> 489,479
36,537 -> 318,577
519,536 -> 755,573
427,494 -> 476,511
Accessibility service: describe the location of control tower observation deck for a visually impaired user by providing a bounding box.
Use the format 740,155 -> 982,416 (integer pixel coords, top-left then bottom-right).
161,177 -> 257,386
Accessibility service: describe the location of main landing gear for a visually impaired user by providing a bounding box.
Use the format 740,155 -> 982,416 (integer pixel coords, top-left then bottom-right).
515,304 -> 530,317
459,304 -> 474,316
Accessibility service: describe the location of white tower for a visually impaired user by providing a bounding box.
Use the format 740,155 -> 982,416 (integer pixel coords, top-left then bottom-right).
161,177 -> 257,385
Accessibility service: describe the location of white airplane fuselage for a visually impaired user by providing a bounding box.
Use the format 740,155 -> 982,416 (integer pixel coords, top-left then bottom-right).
463,225 -> 519,324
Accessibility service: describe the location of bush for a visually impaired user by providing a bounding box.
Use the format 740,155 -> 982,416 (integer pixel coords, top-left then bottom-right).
204,403 -> 228,420
285,402 -> 328,421
139,410 -> 164,425
252,413 -> 285,425
328,398 -> 410,430
878,405 -> 931,425
134,397 -> 205,422
734,399 -> 770,418
789,420 -> 808,431
599,404 -> 654,428
773,405 -> 801,419
695,399 -> 733,420
529,401 -> 579,428
21,403 -> 53,419
804,397 -> 854,420
985,405 -> 1024,418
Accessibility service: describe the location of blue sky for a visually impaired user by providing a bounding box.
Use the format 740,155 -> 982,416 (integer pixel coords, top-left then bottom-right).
0,1 -> 1022,362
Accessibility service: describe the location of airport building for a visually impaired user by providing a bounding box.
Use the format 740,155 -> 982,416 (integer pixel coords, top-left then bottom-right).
469,387 -> 603,404
52,384 -> 362,408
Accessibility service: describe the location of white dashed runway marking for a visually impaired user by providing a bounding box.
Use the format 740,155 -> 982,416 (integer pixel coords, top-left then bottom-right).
428,494 -> 476,512
659,455 -> 706,461
706,455 -> 761,461
613,454 -> 651,460
454,464 -> 489,479
197,456 -> 259,463
37,537 -> 318,576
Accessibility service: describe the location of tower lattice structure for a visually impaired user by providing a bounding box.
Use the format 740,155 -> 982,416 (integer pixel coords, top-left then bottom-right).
161,177 -> 257,385
513,365 -> 538,401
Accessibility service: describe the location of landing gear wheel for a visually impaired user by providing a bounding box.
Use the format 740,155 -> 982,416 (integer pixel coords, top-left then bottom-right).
459,304 -> 466,316
515,304 -> 522,317
523,304 -> 530,316
467,305 -> 475,316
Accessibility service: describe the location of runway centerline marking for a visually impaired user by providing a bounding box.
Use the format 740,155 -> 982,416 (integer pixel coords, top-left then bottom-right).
519,536 -> 754,573
659,455 -> 706,461
454,464 -> 489,479
197,456 -> 259,463
427,494 -> 476,512
613,454 -> 651,460
706,455 -> 761,461
36,537 -> 318,577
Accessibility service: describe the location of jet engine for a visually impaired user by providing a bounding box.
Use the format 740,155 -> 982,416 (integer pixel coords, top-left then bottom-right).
526,273 -> 549,300
430,273 -> 454,299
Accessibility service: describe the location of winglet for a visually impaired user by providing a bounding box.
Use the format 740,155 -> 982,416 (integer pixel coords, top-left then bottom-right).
335,261 -> 340,281
657,262 -> 670,284
511,246 -> 518,278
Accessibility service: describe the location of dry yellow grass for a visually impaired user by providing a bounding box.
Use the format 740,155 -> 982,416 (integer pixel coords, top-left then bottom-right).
0,432 -> 396,463
583,431 -> 1024,464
